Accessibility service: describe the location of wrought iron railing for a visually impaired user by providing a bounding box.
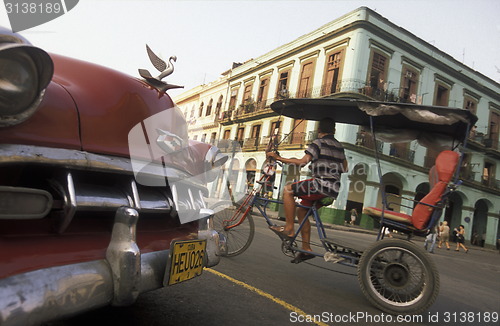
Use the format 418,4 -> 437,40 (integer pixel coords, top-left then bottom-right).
356,132 -> 384,153
468,132 -> 499,151
389,144 -> 416,163
220,78 -> 427,124
242,137 -> 259,150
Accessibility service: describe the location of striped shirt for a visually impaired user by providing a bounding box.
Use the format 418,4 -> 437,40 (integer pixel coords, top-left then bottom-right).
305,134 -> 346,197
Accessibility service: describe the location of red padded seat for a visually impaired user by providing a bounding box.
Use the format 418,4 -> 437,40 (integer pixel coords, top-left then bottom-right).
363,150 -> 460,230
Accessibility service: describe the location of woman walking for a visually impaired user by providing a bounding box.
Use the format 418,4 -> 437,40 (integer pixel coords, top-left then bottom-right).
438,221 -> 450,250
455,224 -> 469,253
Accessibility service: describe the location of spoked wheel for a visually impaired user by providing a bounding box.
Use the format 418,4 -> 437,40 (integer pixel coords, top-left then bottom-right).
357,239 -> 439,315
211,201 -> 255,257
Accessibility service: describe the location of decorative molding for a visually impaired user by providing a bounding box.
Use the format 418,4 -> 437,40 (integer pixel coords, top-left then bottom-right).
277,60 -> 295,70
434,73 -> 455,88
259,69 -> 274,78
489,102 -> 500,112
299,50 -> 320,62
368,38 -> 395,57
323,37 -> 350,52
243,76 -> 256,84
229,82 -> 241,90
401,55 -> 424,71
463,89 -> 481,102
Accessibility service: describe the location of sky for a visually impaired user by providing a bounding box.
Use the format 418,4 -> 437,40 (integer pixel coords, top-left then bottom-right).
1,0 -> 499,98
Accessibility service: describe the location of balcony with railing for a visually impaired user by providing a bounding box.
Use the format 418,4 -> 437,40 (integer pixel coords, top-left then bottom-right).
355,132 -> 384,153
285,79 -> 416,103
459,166 -> 476,182
482,177 -> 500,189
389,144 -> 415,163
219,98 -> 277,125
259,134 -> 283,151
280,131 -> 317,150
469,132 -> 499,150
219,78 -> 427,126
242,137 -> 259,151
457,166 -> 500,191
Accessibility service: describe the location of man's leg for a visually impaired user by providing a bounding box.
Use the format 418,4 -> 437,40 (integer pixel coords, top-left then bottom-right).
296,206 -> 312,251
429,234 -> 437,253
282,183 -> 296,236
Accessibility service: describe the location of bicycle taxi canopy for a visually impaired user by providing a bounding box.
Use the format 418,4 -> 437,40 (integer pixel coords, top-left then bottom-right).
270,98 -> 478,237
270,98 -> 477,147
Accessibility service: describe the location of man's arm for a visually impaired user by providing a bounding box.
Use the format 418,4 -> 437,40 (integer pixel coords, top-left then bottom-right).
342,159 -> 348,173
267,152 -> 312,166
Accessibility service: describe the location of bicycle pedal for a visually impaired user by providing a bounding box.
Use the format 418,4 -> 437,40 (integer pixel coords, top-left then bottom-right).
323,252 -> 345,264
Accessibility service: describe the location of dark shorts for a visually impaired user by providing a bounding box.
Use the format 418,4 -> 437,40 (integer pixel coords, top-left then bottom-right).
290,178 -> 328,207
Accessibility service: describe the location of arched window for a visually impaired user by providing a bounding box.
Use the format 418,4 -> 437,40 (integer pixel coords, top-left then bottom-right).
215,95 -> 223,117
198,102 -> 204,117
206,99 -> 213,116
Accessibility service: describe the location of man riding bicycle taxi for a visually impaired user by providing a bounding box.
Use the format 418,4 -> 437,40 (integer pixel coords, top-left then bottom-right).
266,118 -> 348,263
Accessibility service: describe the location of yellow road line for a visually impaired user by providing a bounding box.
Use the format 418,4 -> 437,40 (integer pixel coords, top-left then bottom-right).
206,268 -> 329,326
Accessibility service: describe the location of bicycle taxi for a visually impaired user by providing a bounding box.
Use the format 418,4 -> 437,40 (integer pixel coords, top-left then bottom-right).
212,98 -> 477,315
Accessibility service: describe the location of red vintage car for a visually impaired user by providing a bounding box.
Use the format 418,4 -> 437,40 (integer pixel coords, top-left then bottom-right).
0,27 -> 226,325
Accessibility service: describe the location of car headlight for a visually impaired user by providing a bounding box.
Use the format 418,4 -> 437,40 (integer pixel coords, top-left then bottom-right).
0,43 -> 53,127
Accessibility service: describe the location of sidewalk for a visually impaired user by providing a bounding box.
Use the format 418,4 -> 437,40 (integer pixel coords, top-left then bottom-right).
258,208 -> 500,254
263,208 -> 377,236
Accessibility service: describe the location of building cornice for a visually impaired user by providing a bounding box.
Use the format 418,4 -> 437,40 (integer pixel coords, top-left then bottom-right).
228,7 -> 499,102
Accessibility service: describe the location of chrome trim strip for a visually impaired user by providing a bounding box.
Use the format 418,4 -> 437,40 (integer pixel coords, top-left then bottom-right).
0,186 -> 53,219
48,172 -> 77,233
199,190 -> 206,209
0,144 -> 191,181
63,172 -> 77,232
171,184 -> 179,213
130,179 -> 141,209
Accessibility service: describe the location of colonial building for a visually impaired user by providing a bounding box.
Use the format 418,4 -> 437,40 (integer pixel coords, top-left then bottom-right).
175,7 -> 500,248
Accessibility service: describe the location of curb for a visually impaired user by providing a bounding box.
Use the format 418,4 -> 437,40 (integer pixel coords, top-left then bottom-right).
258,209 -> 500,254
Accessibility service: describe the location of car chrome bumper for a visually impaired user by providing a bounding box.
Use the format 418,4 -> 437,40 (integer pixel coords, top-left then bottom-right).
0,207 -> 222,326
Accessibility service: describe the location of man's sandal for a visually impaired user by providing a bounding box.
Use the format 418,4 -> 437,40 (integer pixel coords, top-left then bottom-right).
291,252 -> 316,264
269,225 -> 293,240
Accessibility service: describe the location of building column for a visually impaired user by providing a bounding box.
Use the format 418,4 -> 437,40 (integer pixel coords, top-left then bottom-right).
363,181 -> 380,208
486,214 -> 499,247
333,173 -> 350,210
461,206 -> 475,240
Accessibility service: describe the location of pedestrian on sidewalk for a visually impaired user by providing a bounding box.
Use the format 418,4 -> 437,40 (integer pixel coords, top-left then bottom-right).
350,208 -> 358,226
424,225 -> 438,253
455,225 -> 469,253
438,221 -> 450,250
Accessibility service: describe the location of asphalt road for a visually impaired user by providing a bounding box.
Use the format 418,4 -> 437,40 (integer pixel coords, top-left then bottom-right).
48,216 -> 500,326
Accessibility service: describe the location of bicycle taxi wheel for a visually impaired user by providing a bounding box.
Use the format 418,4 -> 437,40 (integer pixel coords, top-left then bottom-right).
211,201 -> 255,257
357,239 -> 439,315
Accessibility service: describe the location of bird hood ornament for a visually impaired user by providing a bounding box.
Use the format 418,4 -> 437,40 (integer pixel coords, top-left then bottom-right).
139,44 -> 183,94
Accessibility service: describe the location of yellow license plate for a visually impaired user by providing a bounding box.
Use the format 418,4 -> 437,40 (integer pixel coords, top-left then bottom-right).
167,240 -> 206,285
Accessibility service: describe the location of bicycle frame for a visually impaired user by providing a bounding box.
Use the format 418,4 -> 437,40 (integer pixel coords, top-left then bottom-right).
223,172 -> 362,267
